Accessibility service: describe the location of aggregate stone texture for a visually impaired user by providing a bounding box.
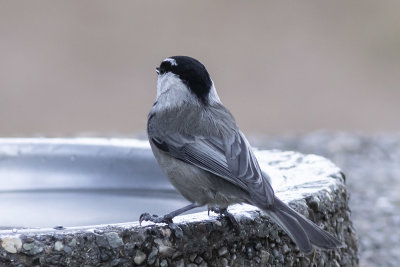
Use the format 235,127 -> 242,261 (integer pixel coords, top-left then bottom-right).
253,132 -> 399,267
0,149 -> 357,266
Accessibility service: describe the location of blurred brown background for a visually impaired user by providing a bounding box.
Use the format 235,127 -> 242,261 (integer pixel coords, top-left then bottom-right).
0,1 -> 399,137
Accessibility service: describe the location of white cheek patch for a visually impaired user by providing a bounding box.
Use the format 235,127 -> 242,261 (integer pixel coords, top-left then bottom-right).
154,74 -> 222,112
208,81 -> 221,104
156,72 -> 180,98
155,72 -> 199,111
163,58 -> 178,66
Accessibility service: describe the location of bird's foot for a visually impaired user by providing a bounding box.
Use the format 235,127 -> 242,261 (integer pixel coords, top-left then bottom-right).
209,207 -> 240,233
139,213 -> 173,225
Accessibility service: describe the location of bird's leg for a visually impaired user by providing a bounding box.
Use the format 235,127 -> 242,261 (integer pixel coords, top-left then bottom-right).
139,203 -> 200,225
209,207 -> 240,233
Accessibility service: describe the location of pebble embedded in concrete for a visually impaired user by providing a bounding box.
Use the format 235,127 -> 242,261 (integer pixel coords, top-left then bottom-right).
260,249 -> 270,264
68,238 -> 77,247
175,259 -> 185,267
189,253 -> 197,262
147,246 -> 158,265
54,241 -> 64,251
282,244 -> 290,254
162,228 -> 172,238
22,241 -> 43,255
194,256 -> 204,264
1,238 -> 22,253
63,246 -> 72,254
22,243 -> 34,251
220,257 -> 228,266
160,259 -> 168,267
309,196 -> 321,211
218,246 -> 228,256
134,250 -> 146,265
105,232 -> 124,248
154,238 -> 174,256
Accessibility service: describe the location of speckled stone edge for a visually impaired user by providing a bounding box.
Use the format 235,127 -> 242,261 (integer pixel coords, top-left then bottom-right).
0,151 -> 358,267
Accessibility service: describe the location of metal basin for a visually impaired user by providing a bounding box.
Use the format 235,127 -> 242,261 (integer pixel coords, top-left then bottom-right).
0,138 -> 203,229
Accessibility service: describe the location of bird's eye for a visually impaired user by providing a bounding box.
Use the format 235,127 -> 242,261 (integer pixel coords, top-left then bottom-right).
155,67 -> 160,75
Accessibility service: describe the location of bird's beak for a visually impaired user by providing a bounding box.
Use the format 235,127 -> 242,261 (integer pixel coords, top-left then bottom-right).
155,67 -> 160,75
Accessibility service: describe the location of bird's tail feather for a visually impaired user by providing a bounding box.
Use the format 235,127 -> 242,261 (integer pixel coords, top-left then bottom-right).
268,208 -> 313,253
263,197 -> 342,254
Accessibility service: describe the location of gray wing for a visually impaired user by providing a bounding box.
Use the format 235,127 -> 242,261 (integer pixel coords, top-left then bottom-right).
150,130 -> 275,207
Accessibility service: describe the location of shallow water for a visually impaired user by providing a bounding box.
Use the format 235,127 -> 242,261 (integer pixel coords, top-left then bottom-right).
0,138 -> 208,229
0,189 -> 205,229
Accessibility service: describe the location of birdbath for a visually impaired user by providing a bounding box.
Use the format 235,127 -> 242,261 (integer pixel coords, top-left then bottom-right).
0,138 -> 358,266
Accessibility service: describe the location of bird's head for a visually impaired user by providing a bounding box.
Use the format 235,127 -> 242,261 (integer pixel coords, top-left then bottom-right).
155,56 -> 220,109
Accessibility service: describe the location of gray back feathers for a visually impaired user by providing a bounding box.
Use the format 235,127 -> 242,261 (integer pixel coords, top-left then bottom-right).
148,102 -> 275,208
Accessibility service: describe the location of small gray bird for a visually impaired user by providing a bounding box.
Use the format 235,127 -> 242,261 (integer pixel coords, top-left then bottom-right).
141,56 -> 342,254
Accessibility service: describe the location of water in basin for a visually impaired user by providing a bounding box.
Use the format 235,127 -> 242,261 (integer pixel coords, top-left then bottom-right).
0,138 -> 205,229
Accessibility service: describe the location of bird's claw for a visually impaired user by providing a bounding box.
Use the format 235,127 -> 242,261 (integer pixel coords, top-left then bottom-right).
139,212 -> 173,225
209,207 -> 241,234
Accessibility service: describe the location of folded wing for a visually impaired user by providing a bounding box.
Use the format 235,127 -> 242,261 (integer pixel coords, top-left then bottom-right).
150,130 -> 274,207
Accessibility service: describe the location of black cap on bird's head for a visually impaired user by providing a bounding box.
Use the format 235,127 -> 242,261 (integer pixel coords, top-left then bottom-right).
156,56 -> 213,104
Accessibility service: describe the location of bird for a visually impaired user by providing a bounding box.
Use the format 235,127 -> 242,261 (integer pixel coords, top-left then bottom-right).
140,55 -> 342,254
